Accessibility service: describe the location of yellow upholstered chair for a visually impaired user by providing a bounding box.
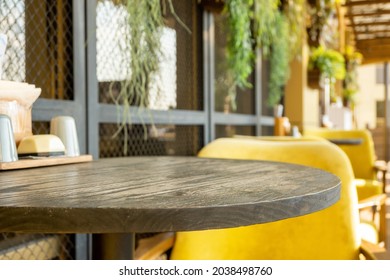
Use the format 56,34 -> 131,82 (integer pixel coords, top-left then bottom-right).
169,138 -> 364,259
303,128 -> 386,200
233,135 -> 386,245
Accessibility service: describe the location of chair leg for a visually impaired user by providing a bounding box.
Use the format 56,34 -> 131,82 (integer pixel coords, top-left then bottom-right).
379,203 -> 387,247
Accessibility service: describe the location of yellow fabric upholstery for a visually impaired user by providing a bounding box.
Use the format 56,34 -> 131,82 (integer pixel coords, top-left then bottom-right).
304,129 -> 377,180
304,129 -> 383,201
170,138 -> 361,260
359,220 -> 379,244
355,179 -> 383,201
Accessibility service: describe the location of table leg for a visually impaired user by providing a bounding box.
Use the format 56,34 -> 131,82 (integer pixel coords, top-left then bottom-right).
92,233 -> 135,260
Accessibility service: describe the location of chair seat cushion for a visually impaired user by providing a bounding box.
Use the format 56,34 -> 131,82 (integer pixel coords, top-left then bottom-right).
359,220 -> 379,244
354,179 -> 383,201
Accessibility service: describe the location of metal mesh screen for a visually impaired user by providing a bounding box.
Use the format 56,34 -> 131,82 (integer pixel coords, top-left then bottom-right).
0,233 -> 74,260
32,121 -> 50,135
100,123 -> 203,157
261,125 -> 274,136
0,0 -> 74,100
215,125 -> 255,138
214,13 -> 255,115
96,0 -> 203,111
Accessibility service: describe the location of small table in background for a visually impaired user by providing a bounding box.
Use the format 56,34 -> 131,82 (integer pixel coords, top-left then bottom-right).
328,138 -> 363,145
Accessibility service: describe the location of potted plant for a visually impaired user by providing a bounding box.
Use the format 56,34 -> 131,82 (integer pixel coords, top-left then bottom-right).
308,45 -> 345,89
342,46 -> 362,108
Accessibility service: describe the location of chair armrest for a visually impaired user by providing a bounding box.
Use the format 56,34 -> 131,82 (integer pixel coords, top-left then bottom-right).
358,194 -> 387,209
360,240 -> 390,260
358,194 -> 387,246
374,161 -> 388,173
374,161 -> 388,191
135,232 -> 175,260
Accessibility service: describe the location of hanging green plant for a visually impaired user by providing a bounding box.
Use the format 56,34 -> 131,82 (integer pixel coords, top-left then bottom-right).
253,0 -> 279,57
224,0 -> 254,111
268,12 -> 290,107
309,45 -> 345,80
282,0 -> 305,59
110,0 -> 190,155
214,0 -> 305,109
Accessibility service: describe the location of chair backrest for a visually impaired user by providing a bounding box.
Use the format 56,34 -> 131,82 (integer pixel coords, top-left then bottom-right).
304,129 -> 377,180
170,138 -> 361,259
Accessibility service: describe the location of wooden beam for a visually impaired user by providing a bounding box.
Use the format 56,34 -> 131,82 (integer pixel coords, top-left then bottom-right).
356,37 -> 390,44
357,45 -> 390,52
355,30 -> 390,35
346,10 -> 390,17
344,0 -> 390,7
361,56 -> 390,64
347,21 -> 390,27
359,50 -> 390,60
337,3 -> 346,52
345,4 -> 359,45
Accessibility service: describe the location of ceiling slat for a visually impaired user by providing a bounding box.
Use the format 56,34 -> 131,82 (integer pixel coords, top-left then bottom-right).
344,0 -> 390,7
343,0 -> 390,63
347,21 -> 390,27
346,10 -> 390,17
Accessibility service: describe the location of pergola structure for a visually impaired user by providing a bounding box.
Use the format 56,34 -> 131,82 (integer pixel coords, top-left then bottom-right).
344,0 -> 390,64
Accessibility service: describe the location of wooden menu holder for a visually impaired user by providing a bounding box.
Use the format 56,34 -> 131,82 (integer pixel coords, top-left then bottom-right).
274,117 -> 291,136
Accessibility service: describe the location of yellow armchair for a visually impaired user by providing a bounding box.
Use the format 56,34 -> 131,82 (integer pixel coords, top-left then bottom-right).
170,138 -> 363,259
303,128 -> 386,200
244,134 -> 386,246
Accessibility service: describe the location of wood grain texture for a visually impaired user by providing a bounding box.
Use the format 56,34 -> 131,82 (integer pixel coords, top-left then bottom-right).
0,155 -> 93,170
0,157 -> 340,234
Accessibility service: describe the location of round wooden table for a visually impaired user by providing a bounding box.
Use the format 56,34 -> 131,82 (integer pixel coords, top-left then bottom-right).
0,156 -> 341,259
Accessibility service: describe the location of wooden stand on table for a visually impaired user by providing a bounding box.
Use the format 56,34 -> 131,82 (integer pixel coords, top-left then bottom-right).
0,154 -> 93,171
274,117 -> 291,136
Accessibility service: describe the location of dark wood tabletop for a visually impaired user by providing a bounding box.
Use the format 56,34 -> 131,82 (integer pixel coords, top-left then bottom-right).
327,138 -> 363,145
0,156 -> 340,234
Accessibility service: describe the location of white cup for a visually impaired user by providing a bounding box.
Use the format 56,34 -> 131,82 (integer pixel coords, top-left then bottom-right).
0,114 -> 18,162
50,116 -> 80,157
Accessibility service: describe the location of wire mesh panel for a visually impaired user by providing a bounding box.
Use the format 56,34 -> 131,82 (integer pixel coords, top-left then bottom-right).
0,233 -> 74,260
215,125 -> 256,139
0,0 -> 77,260
261,125 -> 274,136
100,123 -> 203,157
96,0 -> 203,110
32,121 -> 50,135
214,13 -> 255,115
0,0 -> 74,100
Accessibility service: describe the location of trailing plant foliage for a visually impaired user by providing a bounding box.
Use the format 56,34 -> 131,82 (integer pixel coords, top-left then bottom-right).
111,0 -> 164,155
253,0 -> 279,57
268,13 -> 290,107
223,0 -> 304,107
283,0 -> 305,59
343,45 -> 362,106
306,0 -> 342,48
224,0 -> 254,111
111,0 -> 190,155
309,45 -> 345,80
